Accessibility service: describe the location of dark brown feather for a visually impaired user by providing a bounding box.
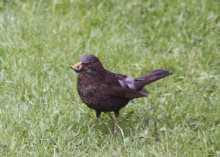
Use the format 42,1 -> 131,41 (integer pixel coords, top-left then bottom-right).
72,54 -> 172,116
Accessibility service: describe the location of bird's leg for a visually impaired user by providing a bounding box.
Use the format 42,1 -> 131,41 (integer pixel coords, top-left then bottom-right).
95,110 -> 101,124
113,111 -> 119,134
91,110 -> 101,129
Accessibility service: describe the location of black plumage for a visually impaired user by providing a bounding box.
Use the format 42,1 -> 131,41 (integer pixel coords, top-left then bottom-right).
71,54 -> 172,132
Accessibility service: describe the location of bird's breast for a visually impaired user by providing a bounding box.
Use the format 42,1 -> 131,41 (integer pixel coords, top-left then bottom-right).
77,74 -> 101,104
76,73 -> 129,112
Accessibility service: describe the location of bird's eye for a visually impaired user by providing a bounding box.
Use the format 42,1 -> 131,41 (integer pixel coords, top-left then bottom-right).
86,62 -> 94,66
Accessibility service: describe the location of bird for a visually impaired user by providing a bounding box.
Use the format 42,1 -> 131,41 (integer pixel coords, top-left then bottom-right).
71,54 -> 172,133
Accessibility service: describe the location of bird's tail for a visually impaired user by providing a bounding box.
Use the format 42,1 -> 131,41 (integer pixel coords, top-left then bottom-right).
135,69 -> 172,90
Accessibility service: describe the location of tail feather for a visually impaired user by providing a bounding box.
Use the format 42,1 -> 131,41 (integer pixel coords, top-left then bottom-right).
135,69 -> 172,90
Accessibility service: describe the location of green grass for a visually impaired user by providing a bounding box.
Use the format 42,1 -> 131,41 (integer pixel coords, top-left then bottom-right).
0,0 -> 220,156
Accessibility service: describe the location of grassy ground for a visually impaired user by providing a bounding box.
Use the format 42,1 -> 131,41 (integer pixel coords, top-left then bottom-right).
0,0 -> 220,156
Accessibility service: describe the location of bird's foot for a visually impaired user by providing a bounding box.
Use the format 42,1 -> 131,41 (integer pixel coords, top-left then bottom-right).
113,123 -> 124,137
91,123 -> 97,130
90,118 -> 99,130
113,123 -> 119,135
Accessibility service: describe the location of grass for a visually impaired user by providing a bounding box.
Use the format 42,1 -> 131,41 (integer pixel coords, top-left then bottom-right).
0,0 -> 220,156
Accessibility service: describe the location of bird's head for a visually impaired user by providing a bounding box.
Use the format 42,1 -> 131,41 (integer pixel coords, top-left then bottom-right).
71,54 -> 104,74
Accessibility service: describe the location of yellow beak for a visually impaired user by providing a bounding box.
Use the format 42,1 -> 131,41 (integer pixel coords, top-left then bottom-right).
71,62 -> 83,72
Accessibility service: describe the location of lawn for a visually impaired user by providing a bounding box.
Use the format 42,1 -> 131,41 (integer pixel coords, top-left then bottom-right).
0,0 -> 220,156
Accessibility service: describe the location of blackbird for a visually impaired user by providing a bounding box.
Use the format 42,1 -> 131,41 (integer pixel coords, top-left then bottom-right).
71,54 -> 172,132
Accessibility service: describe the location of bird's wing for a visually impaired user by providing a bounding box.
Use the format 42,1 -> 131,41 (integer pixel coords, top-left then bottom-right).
103,71 -> 148,99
